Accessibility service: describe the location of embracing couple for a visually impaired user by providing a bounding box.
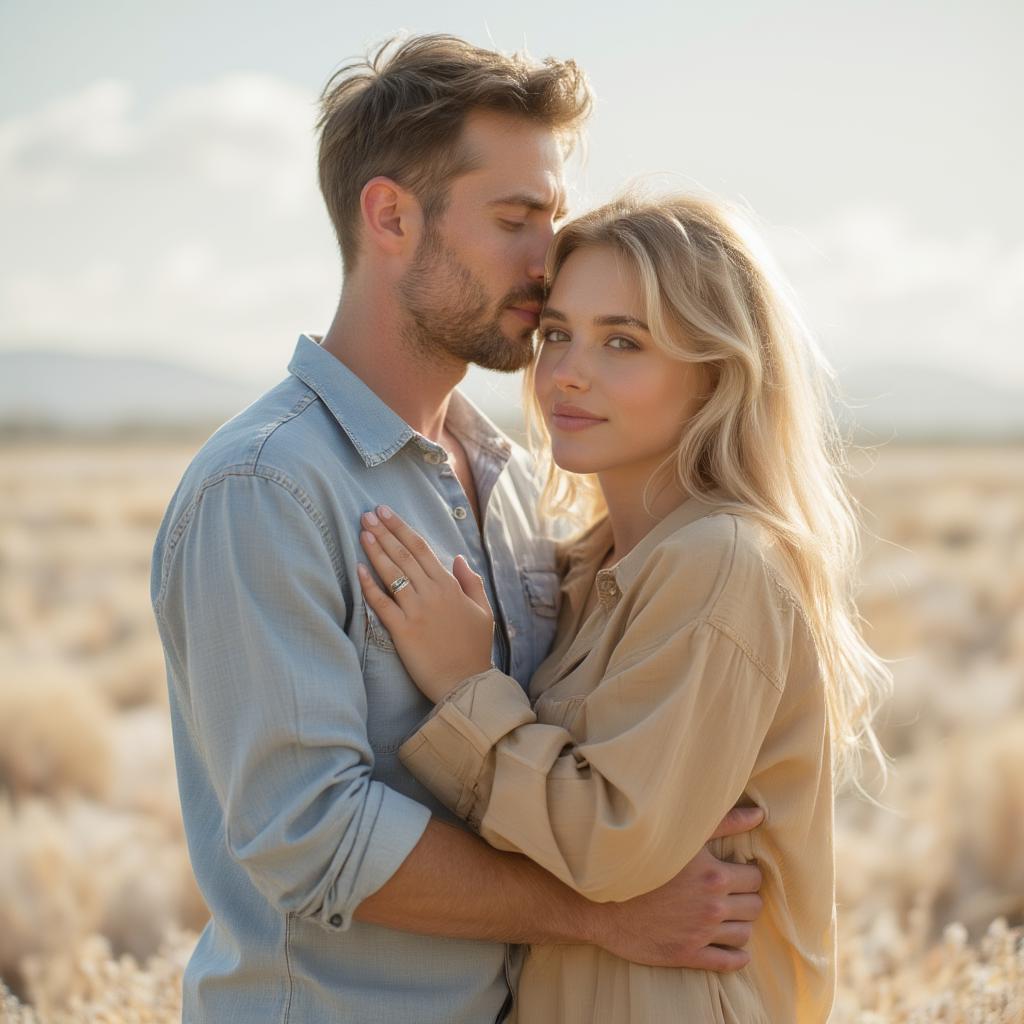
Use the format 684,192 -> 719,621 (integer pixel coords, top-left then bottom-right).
152,34 -> 887,1024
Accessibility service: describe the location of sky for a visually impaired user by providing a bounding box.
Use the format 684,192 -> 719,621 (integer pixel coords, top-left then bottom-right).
1,0 -> 1021,419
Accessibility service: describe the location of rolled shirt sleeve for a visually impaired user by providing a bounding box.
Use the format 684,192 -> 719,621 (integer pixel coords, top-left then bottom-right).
400,535 -> 792,904
154,471 -> 430,930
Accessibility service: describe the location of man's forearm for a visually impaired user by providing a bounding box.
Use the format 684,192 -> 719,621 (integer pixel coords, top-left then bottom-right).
354,807 -> 766,972
354,817 -> 595,946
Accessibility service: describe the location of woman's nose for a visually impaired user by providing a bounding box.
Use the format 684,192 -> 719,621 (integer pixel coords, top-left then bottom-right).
550,348 -> 589,392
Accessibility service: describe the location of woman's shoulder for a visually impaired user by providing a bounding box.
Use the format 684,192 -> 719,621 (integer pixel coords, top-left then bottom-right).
637,509 -> 803,627
644,507 -> 764,575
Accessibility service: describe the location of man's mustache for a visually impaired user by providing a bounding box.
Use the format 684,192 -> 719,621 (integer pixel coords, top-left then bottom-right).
501,286 -> 546,310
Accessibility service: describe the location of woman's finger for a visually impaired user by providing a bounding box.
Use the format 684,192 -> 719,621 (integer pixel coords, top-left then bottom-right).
359,528 -> 417,603
375,505 -> 448,582
452,555 -> 492,615
356,563 -> 406,630
361,511 -> 430,589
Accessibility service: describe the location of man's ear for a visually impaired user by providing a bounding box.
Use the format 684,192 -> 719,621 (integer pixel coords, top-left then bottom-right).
359,177 -> 423,259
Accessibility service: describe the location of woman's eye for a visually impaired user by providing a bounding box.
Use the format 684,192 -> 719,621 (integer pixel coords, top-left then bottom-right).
541,328 -> 570,344
606,335 -> 640,351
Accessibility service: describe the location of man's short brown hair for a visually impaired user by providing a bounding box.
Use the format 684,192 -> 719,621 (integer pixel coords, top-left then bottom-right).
316,34 -> 592,269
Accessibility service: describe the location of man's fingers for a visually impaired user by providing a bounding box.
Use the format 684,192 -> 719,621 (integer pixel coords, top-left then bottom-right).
719,861 -> 762,895
722,892 -> 763,922
707,922 -> 753,949
686,945 -> 751,974
708,805 -> 764,840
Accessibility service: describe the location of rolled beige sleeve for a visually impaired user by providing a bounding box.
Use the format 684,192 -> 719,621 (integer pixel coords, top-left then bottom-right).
401,626 -> 786,903
488,622 -> 785,901
398,669 -> 537,827
401,529 -> 797,903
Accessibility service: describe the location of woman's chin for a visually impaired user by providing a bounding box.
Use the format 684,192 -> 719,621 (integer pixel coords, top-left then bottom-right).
551,450 -> 603,475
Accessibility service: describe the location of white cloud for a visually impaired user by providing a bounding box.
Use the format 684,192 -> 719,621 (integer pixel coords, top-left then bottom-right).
0,80 -> 135,201
0,76 -> 339,381
0,79 -> 1020,402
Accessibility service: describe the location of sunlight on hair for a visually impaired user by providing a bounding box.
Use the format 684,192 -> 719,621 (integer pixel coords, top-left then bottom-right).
527,190 -> 892,787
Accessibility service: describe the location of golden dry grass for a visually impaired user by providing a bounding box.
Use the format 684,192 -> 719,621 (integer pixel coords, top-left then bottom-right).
0,441 -> 1022,1022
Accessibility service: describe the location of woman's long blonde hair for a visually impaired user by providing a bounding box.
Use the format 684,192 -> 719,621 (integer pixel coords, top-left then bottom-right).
525,192 -> 890,784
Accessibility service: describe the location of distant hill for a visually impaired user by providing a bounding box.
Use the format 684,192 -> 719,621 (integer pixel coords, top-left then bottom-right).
0,350 -> 267,433
0,349 -> 1020,441
836,364 -> 1024,442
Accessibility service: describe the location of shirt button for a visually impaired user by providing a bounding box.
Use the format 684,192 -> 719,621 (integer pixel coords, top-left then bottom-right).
452,506 -> 468,520
329,914 -> 343,928
423,451 -> 445,464
507,625 -> 518,639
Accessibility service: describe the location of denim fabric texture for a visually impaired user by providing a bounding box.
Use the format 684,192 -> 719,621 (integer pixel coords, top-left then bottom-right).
151,335 -> 560,1023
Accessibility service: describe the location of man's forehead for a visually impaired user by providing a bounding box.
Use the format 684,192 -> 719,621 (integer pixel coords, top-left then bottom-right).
457,111 -> 567,205
460,158 -> 568,220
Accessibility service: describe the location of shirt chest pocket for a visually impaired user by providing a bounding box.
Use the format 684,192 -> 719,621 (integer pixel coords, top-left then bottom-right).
519,567 -> 561,669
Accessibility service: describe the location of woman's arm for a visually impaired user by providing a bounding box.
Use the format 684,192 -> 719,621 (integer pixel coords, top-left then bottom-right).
358,507 -> 789,904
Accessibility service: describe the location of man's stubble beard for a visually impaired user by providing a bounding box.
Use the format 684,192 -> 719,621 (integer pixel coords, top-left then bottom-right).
397,223 -> 540,374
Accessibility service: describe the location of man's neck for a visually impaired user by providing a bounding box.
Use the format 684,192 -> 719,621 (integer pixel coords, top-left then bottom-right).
318,284 -> 468,444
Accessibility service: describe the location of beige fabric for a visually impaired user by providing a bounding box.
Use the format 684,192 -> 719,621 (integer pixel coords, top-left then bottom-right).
399,497 -> 835,1023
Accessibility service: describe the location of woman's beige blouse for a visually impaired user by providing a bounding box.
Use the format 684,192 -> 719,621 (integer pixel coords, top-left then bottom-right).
399,498 -> 835,1023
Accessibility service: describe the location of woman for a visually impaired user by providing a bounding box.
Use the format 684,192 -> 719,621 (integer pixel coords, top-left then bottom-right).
355,193 -> 889,1022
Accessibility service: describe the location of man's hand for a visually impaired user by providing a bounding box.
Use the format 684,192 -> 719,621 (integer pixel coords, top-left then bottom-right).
587,806 -> 764,971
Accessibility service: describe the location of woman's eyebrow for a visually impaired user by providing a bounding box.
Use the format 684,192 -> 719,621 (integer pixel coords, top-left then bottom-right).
593,314 -> 650,331
539,310 -> 650,331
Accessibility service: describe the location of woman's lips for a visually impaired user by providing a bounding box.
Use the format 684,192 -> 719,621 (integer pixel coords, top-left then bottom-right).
550,411 -> 606,432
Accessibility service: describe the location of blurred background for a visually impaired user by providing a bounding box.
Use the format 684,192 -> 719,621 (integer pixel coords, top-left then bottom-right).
1,2 -> 1022,1020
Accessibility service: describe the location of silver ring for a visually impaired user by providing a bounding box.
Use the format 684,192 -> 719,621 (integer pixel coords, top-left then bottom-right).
389,576 -> 410,595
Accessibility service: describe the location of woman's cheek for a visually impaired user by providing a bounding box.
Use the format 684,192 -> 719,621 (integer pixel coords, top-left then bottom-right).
532,352 -> 556,403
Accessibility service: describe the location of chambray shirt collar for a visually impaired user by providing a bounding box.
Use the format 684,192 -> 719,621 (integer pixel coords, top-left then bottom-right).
288,334 -> 514,470
445,387 -> 514,463
288,334 -> 414,467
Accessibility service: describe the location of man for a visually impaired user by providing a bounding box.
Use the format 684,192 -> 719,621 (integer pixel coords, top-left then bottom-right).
152,35 -> 763,1023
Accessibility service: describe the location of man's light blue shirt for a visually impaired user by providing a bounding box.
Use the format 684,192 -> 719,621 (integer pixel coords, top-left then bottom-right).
151,335 -> 561,1023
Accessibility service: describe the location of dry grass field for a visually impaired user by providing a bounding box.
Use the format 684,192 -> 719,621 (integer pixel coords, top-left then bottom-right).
0,441 -> 1022,1022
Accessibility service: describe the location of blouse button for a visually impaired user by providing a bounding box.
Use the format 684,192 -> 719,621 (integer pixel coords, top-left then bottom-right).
452,506 -> 468,520
423,450 -> 445,464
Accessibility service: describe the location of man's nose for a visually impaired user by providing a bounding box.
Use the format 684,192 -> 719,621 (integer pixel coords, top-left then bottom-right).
526,225 -> 554,283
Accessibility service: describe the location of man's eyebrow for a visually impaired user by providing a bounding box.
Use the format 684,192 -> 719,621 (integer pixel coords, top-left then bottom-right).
489,193 -> 570,220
